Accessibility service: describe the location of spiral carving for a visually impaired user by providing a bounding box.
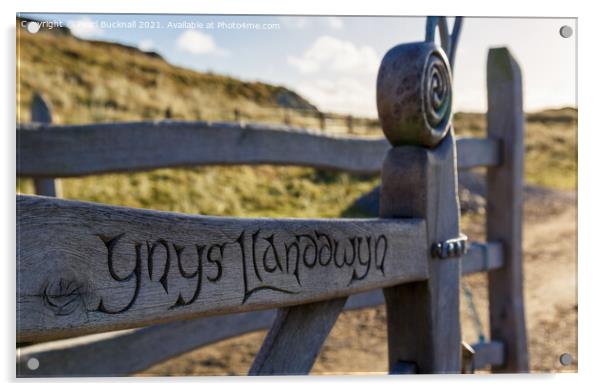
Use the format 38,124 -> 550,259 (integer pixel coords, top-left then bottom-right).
376,42 -> 453,148
423,52 -> 452,138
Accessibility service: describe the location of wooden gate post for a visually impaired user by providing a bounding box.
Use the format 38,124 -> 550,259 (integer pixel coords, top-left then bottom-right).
486,47 -> 529,373
377,41 -> 462,373
31,93 -> 60,197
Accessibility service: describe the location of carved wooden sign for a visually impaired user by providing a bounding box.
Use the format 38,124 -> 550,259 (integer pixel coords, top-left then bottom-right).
17,195 -> 428,342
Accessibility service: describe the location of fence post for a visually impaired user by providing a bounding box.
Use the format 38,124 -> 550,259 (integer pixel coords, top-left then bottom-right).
486,47 -> 529,373
346,115 -> 353,133
31,93 -> 60,197
283,108 -> 290,125
377,42 -> 462,373
318,112 -> 325,130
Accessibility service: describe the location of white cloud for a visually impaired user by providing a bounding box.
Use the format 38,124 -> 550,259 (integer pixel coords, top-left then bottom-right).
138,39 -> 155,52
287,56 -> 320,74
67,17 -> 104,39
326,17 -> 343,30
176,30 -> 229,56
295,77 -> 377,117
287,35 -> 379,75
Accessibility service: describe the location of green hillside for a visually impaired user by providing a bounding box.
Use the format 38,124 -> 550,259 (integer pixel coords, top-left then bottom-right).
16,19 -> 576,219
455,108 -> 577,190
17,17 -> 316,125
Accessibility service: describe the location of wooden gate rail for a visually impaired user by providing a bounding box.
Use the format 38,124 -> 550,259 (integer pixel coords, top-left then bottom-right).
17,195 -> 427,342
17,121 -> 499,177
16,238 -> 503,376
462,242 -> 504,275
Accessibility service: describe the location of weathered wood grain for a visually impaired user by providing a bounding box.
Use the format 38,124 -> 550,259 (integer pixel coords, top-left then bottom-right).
16,290 -> 384,377
17,195 -> 427,342
17,310 -> 275,378
471,340 -> 505,370
389,362 -> 418,374
425,17 -> 463,71
486,47 -> 529,373
380,131 -> 462,373
249,297 -> 347,375
29,94 -> 60,197
456,137 -> 500,170
17,232 -> 501,376
376,42 -> 452,147
17,121 -> 388,176
16,120 -> 499,177
461,241 -> 504,275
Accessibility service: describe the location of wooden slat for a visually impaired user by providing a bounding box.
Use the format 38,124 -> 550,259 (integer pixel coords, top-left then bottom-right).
17,288 -> 506,376
17,195 -> 427,342
16,121 -> 389,177
29,94 -> 60,197
461,241 -> 504,275
390,362 -> 418,374
17,311 -> 275,378
457,137 -> 500,169
486,47 -> 529,373
16,290 -> 384,377
381,131 -> 462,374
472,340 -> 505,370
249,297 -> 347,375
16,120 -> 499,177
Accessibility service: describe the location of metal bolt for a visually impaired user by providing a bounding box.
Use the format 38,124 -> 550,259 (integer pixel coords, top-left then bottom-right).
449,242 -> 458,257
27,21 -> 40,34
27,357 -> 39,370
559,25 -> 573,38
432,234 -> 468,259
559,353 -> 573,366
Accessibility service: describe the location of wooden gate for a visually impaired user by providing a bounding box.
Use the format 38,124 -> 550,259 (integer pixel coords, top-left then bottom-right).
16,16 -> 528,376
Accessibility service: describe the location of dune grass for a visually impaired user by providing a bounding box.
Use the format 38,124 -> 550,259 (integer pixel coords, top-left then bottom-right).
16,22 -> 577,219
17,21 -> 316,126
16,108 -> 576,219
17,166 -> 380,218
455,109 -> 577,190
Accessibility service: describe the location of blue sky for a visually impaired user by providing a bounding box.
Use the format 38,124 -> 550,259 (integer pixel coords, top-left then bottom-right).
19,13 -> 576,116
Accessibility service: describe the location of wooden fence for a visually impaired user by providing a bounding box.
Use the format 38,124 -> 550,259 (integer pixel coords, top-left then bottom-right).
16,21 -> 528,376
163,102 -> 380,135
